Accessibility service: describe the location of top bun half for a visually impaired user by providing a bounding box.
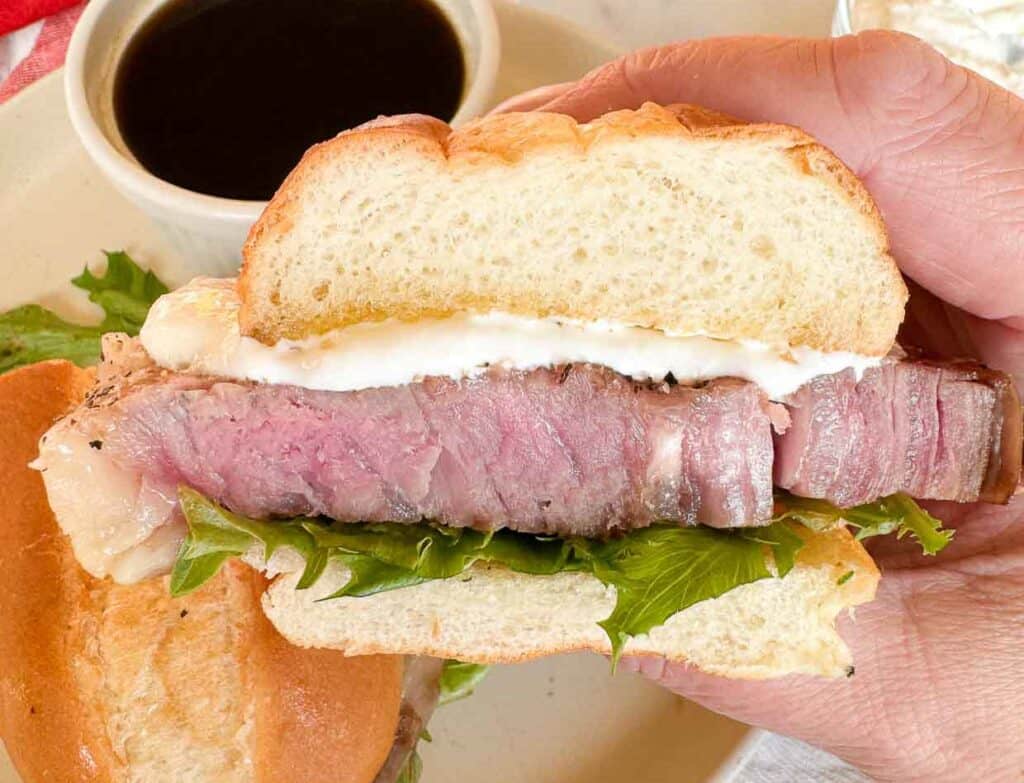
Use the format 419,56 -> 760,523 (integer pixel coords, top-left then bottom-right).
239,102 -> 906,355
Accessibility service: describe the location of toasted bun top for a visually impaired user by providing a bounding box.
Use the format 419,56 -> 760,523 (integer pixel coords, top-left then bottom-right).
0,361 -> 403,783
240,102 -> 906,354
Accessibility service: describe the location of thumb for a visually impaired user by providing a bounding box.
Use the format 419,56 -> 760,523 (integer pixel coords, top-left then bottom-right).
618,656 -> 844,739
488,82 -> 574,115
899,281 -> 1024,387
614,652 -> 913,777
612,591 -> 906,776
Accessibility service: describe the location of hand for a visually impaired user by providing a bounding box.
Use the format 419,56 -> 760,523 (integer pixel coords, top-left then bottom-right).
498,32 -> 1024,783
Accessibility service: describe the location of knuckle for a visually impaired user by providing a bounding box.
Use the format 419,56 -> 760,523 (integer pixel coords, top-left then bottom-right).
837,30 -> 974,119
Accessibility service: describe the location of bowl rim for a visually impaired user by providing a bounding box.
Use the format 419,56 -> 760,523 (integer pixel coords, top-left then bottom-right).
64,0 -> 501,224
451,0 -> 502,126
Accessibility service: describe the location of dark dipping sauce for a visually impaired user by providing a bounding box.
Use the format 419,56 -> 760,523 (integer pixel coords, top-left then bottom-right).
114,0 -> 466,200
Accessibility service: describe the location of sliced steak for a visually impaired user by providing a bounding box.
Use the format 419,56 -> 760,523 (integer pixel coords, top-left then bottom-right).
775,360 -> 1022,505
40,337 -> 1022,584
61,340 -> 776,537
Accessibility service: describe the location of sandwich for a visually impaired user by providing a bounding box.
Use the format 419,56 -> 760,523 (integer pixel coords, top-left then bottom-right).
35,103 -> 1023,679
0,360 -> 445,783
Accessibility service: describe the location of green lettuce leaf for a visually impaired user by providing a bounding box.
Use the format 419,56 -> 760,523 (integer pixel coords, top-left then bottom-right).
170,486 -> 319,595
0,251 -> 168,374
578,523 -> 801,665
0,305 -> 104,372
774,491 -> 953,556
72,250 -> 169,333
170,489 -> 951,658
736,522 -> 805,576
305,522 -> 575,580
438,660 -> 490,706
171,489 -> 804,659
394,748 -> 423,783
323,554 -> 431,599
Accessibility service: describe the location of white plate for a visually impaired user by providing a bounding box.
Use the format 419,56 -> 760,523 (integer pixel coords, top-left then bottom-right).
0,3 -> 750,781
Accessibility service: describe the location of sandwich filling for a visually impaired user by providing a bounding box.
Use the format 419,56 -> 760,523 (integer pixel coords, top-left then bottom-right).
33,278 -> 1022,665
140,278 -> 880,400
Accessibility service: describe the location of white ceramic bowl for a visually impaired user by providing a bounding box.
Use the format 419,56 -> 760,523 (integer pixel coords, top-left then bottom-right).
64,0 -> 500,276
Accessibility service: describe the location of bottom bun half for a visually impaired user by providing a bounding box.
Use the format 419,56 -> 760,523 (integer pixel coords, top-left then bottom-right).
260,525 -> 878,680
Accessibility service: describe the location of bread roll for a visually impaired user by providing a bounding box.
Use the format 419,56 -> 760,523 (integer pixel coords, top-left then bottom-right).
240,102 -> 905,355
0,361 -> 403,783
257,522 -> 877,679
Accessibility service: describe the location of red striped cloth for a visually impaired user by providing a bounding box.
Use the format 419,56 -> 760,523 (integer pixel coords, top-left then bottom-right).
0,1 -> 85,103
0,0 -> 80,36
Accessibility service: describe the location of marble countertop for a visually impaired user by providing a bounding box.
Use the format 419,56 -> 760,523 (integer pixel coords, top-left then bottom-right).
520,0 -> 838,52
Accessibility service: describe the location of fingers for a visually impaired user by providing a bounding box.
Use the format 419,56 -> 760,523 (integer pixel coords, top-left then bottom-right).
614,597 -> 917,780
531,33 -> 1024,325
899,281 -> 1024,383
616,655 -> 873,765
959,315 -> 1024,389
488,82 -> 574,114
618,528 -> 1024,780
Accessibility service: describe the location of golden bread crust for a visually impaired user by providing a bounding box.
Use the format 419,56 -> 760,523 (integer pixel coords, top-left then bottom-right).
246,570 -> 403,783
0,361 -> 121,782
0,361 -> 403,783
239,102 -> 905,352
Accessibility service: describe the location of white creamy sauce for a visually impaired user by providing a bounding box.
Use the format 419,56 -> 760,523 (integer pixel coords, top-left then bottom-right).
140,278 -> 880,400
852,0 -> 1024,95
